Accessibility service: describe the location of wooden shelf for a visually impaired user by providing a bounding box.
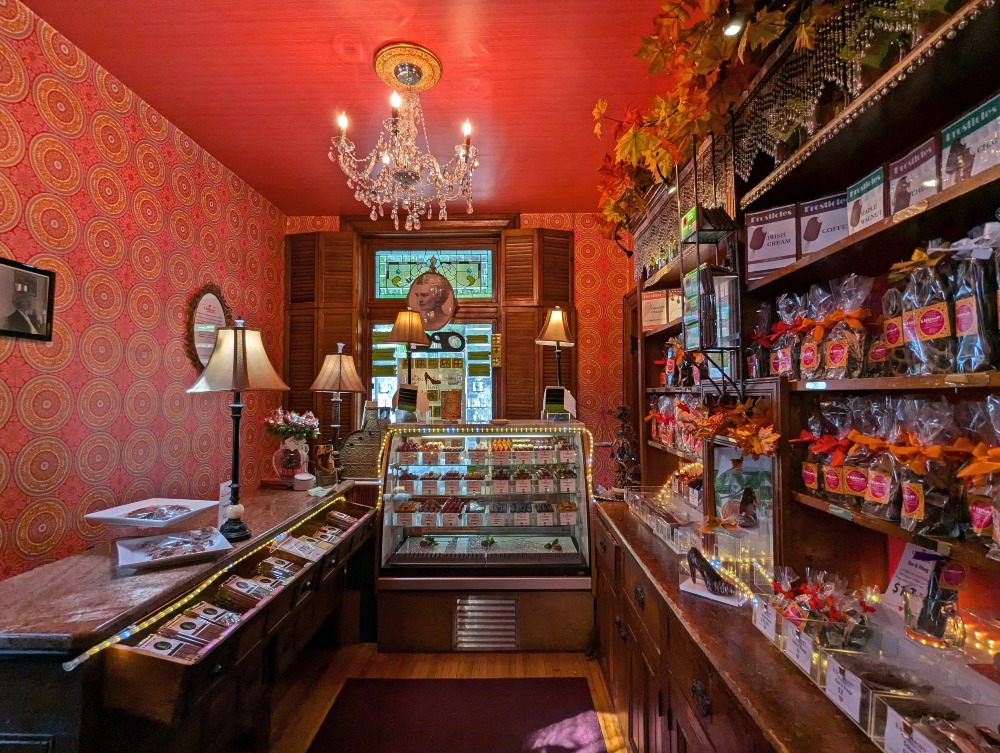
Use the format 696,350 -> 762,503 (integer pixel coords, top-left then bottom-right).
642,244 -> 722,291
747,162 -> 1000,294
646,386 -> 694,395
647,440 -> 700,463
740,0 -> 1000,211
788,372 -> 1000,392
642,318 -> 683,338
793,491 -> 1000,576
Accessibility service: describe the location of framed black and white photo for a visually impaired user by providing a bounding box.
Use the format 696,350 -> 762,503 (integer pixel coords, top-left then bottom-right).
0,258 -> 55,342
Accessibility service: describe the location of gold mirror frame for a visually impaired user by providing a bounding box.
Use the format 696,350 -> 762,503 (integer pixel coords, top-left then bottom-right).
185,282 -> 235,372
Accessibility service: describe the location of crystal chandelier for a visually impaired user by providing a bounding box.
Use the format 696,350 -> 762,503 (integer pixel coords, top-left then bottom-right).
330,42 -> 479,230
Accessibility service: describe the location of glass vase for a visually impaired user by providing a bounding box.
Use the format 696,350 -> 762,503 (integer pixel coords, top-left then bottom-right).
273,438 -> 309,480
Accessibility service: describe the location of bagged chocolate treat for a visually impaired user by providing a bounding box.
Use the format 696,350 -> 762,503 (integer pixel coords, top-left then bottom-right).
824,274 -> 872,379
859,396 -> 903,521
841,396 -> 876,502
958,398 -> 1000,543
663,340 -> 680,387
819,399 -> 853,504
901,263 -> 956,376
796,408 -> 826,493
881,287 -> 908,376
800,284 -> 835,380
954,256 -> 999,372
747,302 -> 773,379
770,293 -> 804,379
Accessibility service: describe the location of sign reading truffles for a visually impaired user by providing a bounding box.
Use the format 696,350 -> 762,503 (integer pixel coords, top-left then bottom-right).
941,91 -> 1000,190
797,193 -> 848,257
847,167 -> 886,235
889,137 -> 939,214
745,204 -> 798,279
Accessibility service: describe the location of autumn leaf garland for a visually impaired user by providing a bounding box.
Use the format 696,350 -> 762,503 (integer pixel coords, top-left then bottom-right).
676,398 -> 780,459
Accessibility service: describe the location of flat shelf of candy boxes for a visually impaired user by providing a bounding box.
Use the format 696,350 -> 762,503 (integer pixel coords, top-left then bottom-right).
377,423 -> 592,575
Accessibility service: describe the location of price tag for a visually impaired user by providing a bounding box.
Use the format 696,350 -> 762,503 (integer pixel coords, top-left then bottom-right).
420,481 -> 439,496
398,451 -> 417,464
420,452 -> 439,465
537,450 -> 555,464
884,706 -> 938,753
468,450 -> 487,464
782,621 -> 814,675
421,512 -> 438,527
559,511 -> 577,526
395,513 -> 414,527
443,452 -> 463,465
514,450 -> 533,464
488,513 -> 508,526
465,513 -> 484,527
492,480 -> 509,494
514,479 -> 532,494
824,657 -> 863,723
465,480 -> 483,494
753,602 -> 777,642
560,478 -> 577,493
560,450 -> 576,463
399,480 -> 415,493
513,512 -> 531,526
536,512 -> 555,526
443,480 -> 461,495
884,542 -> 938,616
687,488 -> 700,508
441,513 -> 461,527
538,479 -> 555,493
493,451 -> 512,464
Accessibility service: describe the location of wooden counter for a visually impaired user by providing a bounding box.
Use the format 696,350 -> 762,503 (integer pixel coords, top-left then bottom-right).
0,482 -> 362,653
596,502 -> 877,753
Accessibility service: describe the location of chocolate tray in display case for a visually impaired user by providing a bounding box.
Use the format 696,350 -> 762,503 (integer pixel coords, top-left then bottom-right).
376,422 -> 594,584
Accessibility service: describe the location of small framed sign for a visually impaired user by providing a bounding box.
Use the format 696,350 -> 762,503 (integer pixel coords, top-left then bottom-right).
0,258 -> 55,342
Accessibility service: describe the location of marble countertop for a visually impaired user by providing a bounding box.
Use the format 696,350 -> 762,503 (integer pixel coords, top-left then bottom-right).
0,482 -> 358,653
597,502 -> 877,753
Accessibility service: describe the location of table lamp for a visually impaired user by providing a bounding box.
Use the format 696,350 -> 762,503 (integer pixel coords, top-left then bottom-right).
310,342 -> 366,484
188,319 -> 288,542
386,307 -> 430,384
536,306 -> 575,387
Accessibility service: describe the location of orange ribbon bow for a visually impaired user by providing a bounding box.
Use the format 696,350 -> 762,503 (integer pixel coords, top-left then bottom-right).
811,308 -> 870,342
956,443 -> 1000,479
847,430 -> 889,457
768,317 -> 803,342
793,429 -> 850,466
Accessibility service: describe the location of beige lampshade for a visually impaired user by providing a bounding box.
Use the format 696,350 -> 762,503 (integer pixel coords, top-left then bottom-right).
310,342 -> 365,393
187,323 -> 289,393
536,307 -> 575,347
386,308 -> 430,346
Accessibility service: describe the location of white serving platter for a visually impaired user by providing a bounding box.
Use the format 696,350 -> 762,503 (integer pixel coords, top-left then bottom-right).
116,527 -> 232,569
85,498 -> 218,528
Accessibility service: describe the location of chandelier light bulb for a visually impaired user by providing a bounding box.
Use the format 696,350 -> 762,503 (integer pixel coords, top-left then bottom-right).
462,120 -> 472,137
723,0 -> 744,36
390,91 -> 402,109
382,152 -> 391,165
337,112 -> 348,131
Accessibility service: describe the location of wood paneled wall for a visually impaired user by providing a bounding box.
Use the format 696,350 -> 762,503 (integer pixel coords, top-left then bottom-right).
285,220 -> 575,425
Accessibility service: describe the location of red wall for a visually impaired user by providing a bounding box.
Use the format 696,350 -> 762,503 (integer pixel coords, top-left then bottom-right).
0,0 -> 286,578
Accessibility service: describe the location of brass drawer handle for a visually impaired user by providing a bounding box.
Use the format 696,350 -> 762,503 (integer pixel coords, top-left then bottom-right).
599,539 -> 607,554
634,584 -> 645,608
691,679 -> 711,718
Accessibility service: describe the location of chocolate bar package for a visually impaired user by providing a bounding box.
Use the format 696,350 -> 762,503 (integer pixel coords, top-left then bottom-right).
797,193 -> 848,256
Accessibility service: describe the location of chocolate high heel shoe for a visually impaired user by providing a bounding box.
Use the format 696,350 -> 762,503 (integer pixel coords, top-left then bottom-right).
687,547 -> 736,597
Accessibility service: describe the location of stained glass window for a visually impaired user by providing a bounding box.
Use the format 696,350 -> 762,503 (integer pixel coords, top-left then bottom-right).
374,249 -> 493,299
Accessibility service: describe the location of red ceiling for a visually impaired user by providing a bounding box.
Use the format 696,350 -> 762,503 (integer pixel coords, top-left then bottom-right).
23,0 -> 666,217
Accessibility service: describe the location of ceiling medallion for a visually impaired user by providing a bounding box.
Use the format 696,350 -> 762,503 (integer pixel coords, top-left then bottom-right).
330,42 -> 478,230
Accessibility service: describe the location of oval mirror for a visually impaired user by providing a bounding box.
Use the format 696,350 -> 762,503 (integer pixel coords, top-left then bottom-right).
185,283 -> 234,371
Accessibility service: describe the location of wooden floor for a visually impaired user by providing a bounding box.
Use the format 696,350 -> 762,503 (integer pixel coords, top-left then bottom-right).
269,644 -> 626,753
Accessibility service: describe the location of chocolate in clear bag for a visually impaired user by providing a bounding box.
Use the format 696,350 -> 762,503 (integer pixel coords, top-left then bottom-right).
747,302 -> 773,379
897,397 -> 962,537
819,399 -> 852,504
901,263 -> 956,376
841,396 -> 877,503
824,274 -> 872,380
770,293 -> 804,379
954,250 -> 999,373
800,285 -> 834,381
859,396 -> 903,521
881,286 -> 908,376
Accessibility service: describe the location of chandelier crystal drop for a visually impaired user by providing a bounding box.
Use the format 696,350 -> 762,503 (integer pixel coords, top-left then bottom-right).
329,43 -> 479,230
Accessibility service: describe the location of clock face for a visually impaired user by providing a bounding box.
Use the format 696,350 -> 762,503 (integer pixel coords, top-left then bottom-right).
407,271 -> 455,331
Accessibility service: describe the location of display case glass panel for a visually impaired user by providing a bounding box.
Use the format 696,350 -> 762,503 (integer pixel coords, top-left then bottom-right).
377,423 -> 593,579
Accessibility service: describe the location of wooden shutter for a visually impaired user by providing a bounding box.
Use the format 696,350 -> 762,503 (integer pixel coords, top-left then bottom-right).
503,307 -> 541,419
539,229 -> 573,305
319,231 -> 357,307
286,234 -> 318,304
314,309 -> 359,435
284,310 -> 317,414
502,229 -> 536,305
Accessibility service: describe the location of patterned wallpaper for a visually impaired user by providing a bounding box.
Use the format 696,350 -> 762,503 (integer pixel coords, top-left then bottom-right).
521,213 -> 632,489
285,215 -> 339,234
0,0 -> 286,579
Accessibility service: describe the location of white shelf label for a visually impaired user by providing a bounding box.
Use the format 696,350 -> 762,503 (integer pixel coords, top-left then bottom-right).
824,657 -> 863,723
421,512 -> 438,527
514,480 -> 533,494
468,451 -> 487,464
395,513 -> 414,527
491,480 -> 509,495
443,480 -> 461,495
538,479 -> 555,493
493,451 -> 511,464
536,512 -> 555,526
559,512 -> 578,526
443,452 -> 463,465
560,478 -> 578,493
419,452 -> 439,465
884,706 -> 938,753
753,602 -> 777,642
537,450 -> 555,464
399,480 -> 415,493
514,450 -> 533,463
420,481 -> 439,496
559,450 -> 576,463
398,452 -> 417,465
465,513 -> 484,528
688,488 -> 700,508
782,621 -> 814,675
513,512 -> 531,526
488,513 -> 508,527
465,481 -> 483,495
441,513 -> 461,527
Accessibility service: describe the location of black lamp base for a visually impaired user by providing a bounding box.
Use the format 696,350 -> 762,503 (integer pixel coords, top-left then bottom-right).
220,517 -> 252,542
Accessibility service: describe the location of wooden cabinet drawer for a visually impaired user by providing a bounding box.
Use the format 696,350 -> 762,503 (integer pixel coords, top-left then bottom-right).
621,553 -> 660,650
594,515 -> 618,582
665,613 -> 773,753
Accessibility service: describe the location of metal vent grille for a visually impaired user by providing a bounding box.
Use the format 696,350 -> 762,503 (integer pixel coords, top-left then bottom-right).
453,596 -> 518,651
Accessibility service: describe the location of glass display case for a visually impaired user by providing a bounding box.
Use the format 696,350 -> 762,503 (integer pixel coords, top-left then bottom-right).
376,422 -> 593,584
